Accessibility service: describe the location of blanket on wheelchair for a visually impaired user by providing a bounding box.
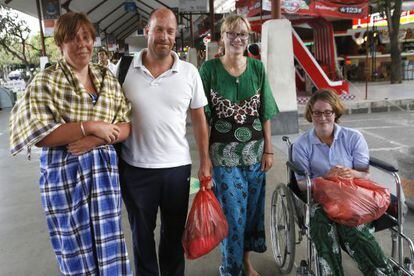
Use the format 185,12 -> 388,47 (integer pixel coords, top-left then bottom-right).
313,177 -> 390,227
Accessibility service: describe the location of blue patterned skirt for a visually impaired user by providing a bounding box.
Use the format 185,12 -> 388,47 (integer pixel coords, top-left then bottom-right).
39,146 -> 131,276
213,163 -> 266,276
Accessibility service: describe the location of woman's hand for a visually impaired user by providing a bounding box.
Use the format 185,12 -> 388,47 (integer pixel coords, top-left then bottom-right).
84,121 -> 120,143
336,167 -> 354,178
261,120 -> 274,172
67,136 -> 102,155
325,165 -> 354,178
325,165 -> 370,179
261,153 -> 273,172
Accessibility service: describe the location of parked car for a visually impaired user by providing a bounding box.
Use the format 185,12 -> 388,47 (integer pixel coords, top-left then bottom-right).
8,70 -> 22,80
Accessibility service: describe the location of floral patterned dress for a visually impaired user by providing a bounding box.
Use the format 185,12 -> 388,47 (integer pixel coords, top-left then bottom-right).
200,57 -> 278,276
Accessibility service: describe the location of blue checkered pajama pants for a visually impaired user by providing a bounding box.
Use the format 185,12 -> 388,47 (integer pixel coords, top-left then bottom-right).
39,146 -> 132,276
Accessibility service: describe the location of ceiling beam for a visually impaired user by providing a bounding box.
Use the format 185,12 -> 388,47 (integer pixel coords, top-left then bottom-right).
152,0 -> 170,9
87,0 -> 109,15
96,2 -> 124,24
137,7 -> 151,17
119,21 -> 147,40
147,0 -> 190,21
104,11 -> 149,34
102,8 -> 148,34
61,0 -> 72,12
103,11 -> 130,32
114,17 -> 141,38
108,13 -> 138,34
118,22 -> 140,39
137,1 -> 156,14
102,14 -> 141,41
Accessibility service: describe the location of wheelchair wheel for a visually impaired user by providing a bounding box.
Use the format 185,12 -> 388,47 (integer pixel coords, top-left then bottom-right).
270,183 -> 296,274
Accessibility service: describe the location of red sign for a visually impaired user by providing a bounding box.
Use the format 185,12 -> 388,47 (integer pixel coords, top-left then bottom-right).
326,0 -> 366,4
304,0 -> 368,19
236,0 -> 263,17
236,0 -> 368,19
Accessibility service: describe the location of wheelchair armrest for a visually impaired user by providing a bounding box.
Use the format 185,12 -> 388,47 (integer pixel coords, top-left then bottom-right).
286,161 -> 307,176
369,157 -> 398,173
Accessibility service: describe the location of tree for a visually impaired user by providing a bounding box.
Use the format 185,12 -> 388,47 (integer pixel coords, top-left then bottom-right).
0,47 -> 17,67
0,4 -> 39,67
30,34 -> 61,63
373,0 -> 403,83
0,4 -> 61,81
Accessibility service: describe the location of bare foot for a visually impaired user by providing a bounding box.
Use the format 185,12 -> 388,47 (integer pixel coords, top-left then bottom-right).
243,260 -> 260,276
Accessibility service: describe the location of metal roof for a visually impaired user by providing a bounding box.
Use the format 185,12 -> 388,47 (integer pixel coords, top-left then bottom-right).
0,0 -> 235,41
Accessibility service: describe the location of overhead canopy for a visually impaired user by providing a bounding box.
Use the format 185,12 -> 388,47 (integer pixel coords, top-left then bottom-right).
0,0 -> 235,42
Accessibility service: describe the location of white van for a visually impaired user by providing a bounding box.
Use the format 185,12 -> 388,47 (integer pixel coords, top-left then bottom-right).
8,70 -> 22,80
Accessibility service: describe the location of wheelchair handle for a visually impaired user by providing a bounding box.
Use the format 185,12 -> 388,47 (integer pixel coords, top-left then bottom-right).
369,157 -> 398,173
282,136 -> 292,148
282,136 -> 290,142
286,161 -> 307,176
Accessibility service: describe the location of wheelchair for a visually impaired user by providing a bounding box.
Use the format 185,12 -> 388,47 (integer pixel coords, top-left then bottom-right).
270,136 -> 414,275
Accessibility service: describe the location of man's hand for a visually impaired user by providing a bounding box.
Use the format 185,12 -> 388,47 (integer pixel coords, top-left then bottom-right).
198,159 -> 213,189
190,107 -> 212,189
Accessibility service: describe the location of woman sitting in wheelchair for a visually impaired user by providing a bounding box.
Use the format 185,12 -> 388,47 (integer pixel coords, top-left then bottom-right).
292,89 -> 395,276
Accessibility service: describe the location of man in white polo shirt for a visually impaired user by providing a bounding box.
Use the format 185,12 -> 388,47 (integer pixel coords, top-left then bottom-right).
118,8 -> 211,276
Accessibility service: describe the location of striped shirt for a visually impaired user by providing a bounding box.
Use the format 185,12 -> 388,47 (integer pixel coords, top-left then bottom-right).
9,59 -> 131,155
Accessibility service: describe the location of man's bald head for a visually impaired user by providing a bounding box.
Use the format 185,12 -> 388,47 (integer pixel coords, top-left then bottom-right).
148,8 -> 177,28
144,8 -> 177,60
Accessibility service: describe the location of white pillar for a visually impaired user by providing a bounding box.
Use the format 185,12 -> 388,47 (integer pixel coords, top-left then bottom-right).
186,48 -> 198,68
206,41 -> 219,60
261,19 -> 298,134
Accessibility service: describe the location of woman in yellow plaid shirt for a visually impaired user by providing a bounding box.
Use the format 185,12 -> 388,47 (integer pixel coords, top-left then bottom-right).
9,12 -> 132,275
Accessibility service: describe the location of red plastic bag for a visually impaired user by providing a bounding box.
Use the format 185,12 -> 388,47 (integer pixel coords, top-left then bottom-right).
313,176 -> 391,227
182,177 -> 228,259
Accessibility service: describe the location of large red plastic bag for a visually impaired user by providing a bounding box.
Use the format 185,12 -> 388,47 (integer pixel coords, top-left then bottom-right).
312,176 -> 390,227
182,177 -> 228,259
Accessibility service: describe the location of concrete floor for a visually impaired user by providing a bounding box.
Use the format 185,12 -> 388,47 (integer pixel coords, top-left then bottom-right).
1,107 -> 413,276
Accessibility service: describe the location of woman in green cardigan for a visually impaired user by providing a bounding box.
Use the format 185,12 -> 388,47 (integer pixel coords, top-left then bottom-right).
199,14 -> 279,276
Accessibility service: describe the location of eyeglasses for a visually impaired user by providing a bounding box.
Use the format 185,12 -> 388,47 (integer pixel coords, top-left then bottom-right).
311,110 -> 334,117
225,32 -> 249,40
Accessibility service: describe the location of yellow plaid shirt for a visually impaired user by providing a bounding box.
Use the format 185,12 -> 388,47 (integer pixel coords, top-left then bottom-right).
9,59 -> 131,155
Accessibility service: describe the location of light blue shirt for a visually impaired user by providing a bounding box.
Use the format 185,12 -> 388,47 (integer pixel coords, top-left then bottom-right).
292,124 -> 369,181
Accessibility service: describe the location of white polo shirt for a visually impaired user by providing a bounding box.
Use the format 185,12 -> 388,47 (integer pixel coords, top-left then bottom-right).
121,49 -> 207,168
108,62 -> 117,75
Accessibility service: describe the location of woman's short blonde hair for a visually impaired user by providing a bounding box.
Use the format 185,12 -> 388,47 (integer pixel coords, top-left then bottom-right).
220,14 -> 251,35
54,12 -> 96,47
304,89 -> 346,123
